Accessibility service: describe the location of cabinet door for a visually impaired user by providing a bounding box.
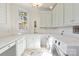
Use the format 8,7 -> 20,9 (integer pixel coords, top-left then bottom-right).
39,11 -> 51,27
16,39 -> 23,56
16,37 -> 26,56
63,3 -> 73,26
26,36 -> 40,48
52,4 -> 63,27
22,37 -> 26,52
0,4 -> 8,32
72,3 -> 79,25
52,5 -> 57,27
0,3 -> 7,24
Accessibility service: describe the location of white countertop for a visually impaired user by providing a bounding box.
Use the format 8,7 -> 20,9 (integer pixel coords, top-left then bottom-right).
0,34 -> 23,49
0,33 -> 50,49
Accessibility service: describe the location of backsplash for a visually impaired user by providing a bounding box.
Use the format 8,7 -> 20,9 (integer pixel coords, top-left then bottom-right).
38,26 -> 79,38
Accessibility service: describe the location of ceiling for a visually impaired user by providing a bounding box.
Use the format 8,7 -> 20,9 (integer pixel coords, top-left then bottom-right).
17,3 -> 56,11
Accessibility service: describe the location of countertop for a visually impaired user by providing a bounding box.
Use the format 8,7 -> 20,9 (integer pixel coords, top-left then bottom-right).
0,34 -> 23,49
0,33 -> 79,49
0,34 -> 49,49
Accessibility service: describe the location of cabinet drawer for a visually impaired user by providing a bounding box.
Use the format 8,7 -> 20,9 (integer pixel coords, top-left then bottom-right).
0,42 -> 15,54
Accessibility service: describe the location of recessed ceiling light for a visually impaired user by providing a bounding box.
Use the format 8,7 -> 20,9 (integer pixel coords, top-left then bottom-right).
49,6 -> 53,10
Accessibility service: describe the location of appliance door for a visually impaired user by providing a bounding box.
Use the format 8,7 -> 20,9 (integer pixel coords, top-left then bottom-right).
51,44 -> 67,56
51,44 -> 59,56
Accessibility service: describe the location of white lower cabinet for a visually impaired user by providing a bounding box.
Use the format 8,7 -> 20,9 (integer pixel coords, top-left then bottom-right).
16,36 -> 26,56
0,35 -> 26,56
26,36 -> 40,49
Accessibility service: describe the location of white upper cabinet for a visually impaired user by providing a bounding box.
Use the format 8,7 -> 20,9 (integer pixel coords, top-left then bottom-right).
0,4 -> 13,32
52,5 -> 57,27
39,11 -> 52,27
52,3 -> 79,27
0,3 -> 7,24
64,3 -> 79,26
71,4 -> 79,25
0,4 -> 8,32
63,4 -> 73,26
52,4 -> 63,27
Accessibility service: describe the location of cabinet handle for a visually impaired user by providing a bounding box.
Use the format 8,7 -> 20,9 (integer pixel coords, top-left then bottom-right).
58,42 -> 60,45
70,20 -> 75,22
